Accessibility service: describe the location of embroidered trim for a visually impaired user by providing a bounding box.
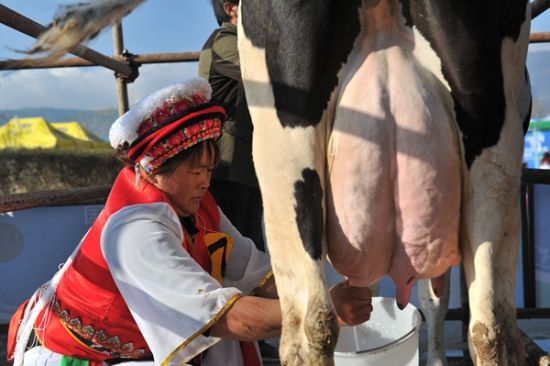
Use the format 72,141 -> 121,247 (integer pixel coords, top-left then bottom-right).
140,116 -> 223,174
136,95 -> 209,137
52,301 -> 147,359
160,293 -> 244,366
250,271 -> 274,296
257,271 -> 274,290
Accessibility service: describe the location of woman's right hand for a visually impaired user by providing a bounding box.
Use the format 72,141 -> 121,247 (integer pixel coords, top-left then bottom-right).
329,280 -> 373,327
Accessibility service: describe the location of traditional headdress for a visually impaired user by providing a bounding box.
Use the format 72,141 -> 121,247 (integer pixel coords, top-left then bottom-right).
109,77 -> 226,174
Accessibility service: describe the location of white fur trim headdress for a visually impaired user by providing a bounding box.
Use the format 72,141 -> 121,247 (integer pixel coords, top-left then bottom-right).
108,77 -> 226,174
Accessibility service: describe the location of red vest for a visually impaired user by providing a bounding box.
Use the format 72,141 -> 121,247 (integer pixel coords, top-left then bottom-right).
36,167 -> 221,362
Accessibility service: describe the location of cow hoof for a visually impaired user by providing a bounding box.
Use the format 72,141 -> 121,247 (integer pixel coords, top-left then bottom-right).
471,321 -> 523,366
304,300 -> 338,365
279,343 -> 306,366
279,340 -> 335,366
279,343 -> 335,366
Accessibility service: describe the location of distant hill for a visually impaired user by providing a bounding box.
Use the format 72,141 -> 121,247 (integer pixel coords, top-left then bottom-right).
527,51 -> 550,119
0,108 -> 118,142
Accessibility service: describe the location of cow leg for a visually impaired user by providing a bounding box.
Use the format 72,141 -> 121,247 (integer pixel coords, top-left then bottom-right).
460,8 -> 531,363
254,127 -> 337,366
462,161 -> 523,366
238,0 -> 370,362
238,34 -> 337,366
461,96 -> 528,366
461,73 -> 529,366
418,273 -> 450,366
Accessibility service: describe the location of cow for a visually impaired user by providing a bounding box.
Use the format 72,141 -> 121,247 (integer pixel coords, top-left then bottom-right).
5,0 -> 533,364
237,1 -> 532,365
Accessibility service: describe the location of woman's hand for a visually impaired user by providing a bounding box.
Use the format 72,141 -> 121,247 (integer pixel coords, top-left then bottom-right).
329,280 -> 373,327
210,278 -> 373,340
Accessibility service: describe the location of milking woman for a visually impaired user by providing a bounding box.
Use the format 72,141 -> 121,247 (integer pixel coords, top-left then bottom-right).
7,77 -> 372,366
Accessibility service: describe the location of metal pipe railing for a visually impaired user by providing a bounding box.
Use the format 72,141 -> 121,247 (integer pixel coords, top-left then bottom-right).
0,51 -> 200,70
522,167 -> 550,184
530,32 -> 550,43
0,186 -> 111,213
521,182 -> 537,308
112,22 -> 130,115
446,307 -> 550,321
532,0 -> 550,19
520,169 -> 550,308
0,57 -> 99,70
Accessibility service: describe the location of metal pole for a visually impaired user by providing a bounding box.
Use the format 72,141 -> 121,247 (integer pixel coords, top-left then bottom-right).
526,183 -> 537,307
0,52 -> 200,70
0,186 -> 111,213
132,52 -> 201,63
532,0 -> 550,19
0,4 -> 133,77
520,182 -> 536,308
530,32 -> 550,43
112,22 -> 129,116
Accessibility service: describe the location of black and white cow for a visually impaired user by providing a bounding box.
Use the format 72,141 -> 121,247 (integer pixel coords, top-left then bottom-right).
238,1 -> 532,365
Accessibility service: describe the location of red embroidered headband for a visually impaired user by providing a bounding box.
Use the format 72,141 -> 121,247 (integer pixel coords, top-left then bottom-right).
109,78 -> 226,173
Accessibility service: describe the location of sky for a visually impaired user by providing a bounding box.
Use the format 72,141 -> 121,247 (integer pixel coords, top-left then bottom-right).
0,0 -> 218,110
0,1 -> 550,111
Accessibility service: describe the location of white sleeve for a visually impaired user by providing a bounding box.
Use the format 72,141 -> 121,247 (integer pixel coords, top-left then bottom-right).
101,203 -> 242,366
218,208 -> 272,294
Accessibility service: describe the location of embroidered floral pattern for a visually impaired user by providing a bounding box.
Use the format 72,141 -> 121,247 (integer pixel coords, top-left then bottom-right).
131,92 -> 223,174
52,301 -> 147,359
136,94 -> 209,137
144,118 -> 222,173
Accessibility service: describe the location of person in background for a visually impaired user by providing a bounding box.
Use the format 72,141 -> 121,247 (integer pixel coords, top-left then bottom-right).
198,0 -> 265,253
540,151 -> 550,169
7,77 -> 373,366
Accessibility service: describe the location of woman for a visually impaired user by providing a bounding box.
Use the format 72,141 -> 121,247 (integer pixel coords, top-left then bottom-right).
8,77 -> 372,366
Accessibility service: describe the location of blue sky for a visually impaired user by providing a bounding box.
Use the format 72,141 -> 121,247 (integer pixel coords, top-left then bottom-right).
0,0 -> 218,110
0,1 -> 549,110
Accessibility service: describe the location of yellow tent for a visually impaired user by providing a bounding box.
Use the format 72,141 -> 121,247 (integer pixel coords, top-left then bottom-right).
0,117 -> 110,151
51,121 -> 110,149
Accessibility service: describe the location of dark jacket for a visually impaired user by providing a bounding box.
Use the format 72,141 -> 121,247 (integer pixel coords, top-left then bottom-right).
199,22 -> 258,188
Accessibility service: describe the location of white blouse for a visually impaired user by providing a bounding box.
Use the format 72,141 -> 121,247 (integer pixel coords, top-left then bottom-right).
101,202 -> 271,366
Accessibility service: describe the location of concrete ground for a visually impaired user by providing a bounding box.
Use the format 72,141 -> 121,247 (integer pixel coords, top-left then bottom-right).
261,318 -> 550,366
2,323 -> 548,366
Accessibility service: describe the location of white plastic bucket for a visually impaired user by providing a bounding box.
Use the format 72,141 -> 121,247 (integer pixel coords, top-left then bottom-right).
334,297 -> 422,366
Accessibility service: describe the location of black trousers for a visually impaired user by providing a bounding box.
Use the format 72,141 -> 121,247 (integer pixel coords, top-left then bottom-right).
209,180 -> 265,252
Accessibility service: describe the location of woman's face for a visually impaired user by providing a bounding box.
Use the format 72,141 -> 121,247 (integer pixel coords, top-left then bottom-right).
150,149 -> 215,217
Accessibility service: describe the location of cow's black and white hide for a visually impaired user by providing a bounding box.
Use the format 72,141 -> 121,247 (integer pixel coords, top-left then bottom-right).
238,1 -> 532,365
